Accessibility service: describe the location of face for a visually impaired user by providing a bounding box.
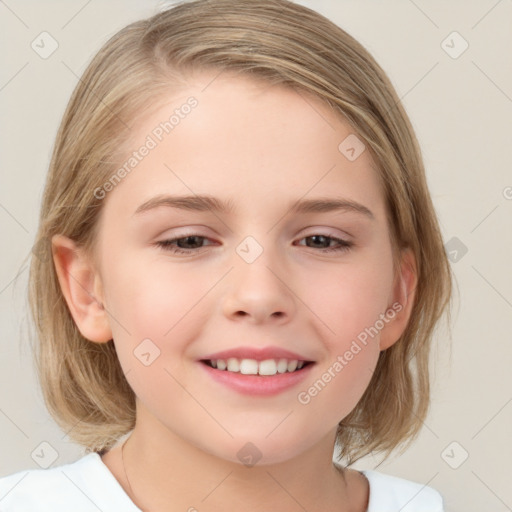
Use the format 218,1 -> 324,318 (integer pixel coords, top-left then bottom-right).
90,72 -> 403,465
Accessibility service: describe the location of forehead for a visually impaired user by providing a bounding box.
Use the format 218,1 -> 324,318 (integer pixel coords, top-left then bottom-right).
103,71 -> 386,222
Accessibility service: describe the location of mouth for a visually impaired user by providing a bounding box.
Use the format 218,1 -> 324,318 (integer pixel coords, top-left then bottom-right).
200,358 -> 315,376
197,346 -> 316,395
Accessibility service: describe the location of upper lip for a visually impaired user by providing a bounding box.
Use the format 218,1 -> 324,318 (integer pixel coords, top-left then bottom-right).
200,346 -> 315,362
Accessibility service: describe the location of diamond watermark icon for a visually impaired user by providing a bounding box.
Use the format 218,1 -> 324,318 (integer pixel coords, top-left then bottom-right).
441,441 -> 469,469
236,442 -> 262,467
338,134 -> 366,162
134,338 -> 161,366
31,31 -> 59,59
444,236 -> 468,263
236,236 -> 263,264
31,441 -> 59,469
441,31 -> 469,59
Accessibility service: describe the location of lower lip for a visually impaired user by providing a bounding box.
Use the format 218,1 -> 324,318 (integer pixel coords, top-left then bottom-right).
198,362 -> 315,396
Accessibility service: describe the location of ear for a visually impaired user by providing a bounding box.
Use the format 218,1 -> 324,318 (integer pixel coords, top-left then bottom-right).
51,234 -> 112,343
379,247 -> 418,351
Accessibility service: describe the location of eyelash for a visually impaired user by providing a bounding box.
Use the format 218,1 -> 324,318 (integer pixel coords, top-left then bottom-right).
155,234 -> 353,255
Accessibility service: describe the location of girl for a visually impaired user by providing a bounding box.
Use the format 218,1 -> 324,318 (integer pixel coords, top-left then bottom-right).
0,0 -> 453,510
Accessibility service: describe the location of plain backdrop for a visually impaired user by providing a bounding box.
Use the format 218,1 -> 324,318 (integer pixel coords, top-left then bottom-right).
1,1 -> 511,511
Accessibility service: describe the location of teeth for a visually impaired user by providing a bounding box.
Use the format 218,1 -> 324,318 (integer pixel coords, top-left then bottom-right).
227,358 -> 240,372
239,359 -> 258,375
207,358 -> 308,376
287,360 -> 298,372
277,359 -> 288,373
259,359 -> 277,376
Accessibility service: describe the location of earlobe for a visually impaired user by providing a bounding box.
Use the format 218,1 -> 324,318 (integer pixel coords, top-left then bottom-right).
379,248 -> 418,351
51,234 -> 112,343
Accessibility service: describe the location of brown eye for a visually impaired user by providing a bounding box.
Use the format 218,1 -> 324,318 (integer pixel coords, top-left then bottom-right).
156,235 -> 213,254
296,234 -> 353,253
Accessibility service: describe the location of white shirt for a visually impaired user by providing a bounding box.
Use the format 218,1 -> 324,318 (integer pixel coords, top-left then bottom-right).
0,453 -> 444,511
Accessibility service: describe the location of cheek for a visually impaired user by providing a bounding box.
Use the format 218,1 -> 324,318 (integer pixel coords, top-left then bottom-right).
296,253 -> 392,407
297,348 -> 378,429
295,263 -> 388,414
305,253 -> 394,343
105,253 -> 210,335
102,263 -> 202,410
102,254 -> 226,394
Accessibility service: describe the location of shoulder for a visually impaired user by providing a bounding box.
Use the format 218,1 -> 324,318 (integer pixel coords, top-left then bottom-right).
362,469 -> 444,512
0,452 -> 141,512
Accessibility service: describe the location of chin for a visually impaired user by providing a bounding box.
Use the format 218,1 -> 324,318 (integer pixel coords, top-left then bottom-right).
206,436 -> 315,468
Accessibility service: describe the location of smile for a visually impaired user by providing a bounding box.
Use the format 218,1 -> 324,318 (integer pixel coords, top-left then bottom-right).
198,359 -> 315,396
202,358 -> 312,376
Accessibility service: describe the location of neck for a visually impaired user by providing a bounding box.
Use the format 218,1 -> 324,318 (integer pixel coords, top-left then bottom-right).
116,413 -> 354,512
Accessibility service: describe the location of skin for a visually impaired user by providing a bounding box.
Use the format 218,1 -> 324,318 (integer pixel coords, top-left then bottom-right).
53,71 -> 417,512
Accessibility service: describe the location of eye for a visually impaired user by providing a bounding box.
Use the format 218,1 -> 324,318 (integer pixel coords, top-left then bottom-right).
155,235 -> 213,255
155,233 -> 353,255
295,234 -> 353,253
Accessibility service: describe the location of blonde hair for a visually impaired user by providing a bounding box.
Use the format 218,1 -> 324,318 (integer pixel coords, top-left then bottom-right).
27,0 -> 454,465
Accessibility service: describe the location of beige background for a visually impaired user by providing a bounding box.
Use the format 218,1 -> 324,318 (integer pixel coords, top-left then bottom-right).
1,1 -> 511,511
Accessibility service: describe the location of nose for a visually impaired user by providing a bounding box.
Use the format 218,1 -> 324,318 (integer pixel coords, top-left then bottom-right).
222,245 -> 296,324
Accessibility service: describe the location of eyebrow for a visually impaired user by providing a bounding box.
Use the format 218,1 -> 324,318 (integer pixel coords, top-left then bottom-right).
133,194 -> 375,220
